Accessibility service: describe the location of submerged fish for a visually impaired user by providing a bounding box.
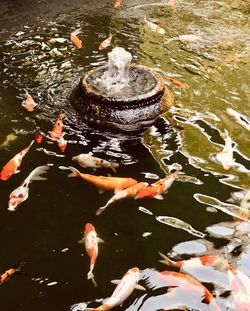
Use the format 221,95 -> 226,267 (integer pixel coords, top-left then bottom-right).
72,153 -> 119,173
66,166 -> 138,192
163,76 -> 188,90
0,134 -> 17,149
70,29 -> 83,48
165,34 -> 202,44
22,91 -> 37,112
96,182 -> 148,215
8,165 -> 49,211
0,263 -> 24,285
82,267 -> 146,310
144,17 -> 165,34
79,223 -> 103,286
57,134 -> 67,153
114,0 -> 121,8
50,112 -> 64,141
99,34 -> 112,50
0,140 -> 34,181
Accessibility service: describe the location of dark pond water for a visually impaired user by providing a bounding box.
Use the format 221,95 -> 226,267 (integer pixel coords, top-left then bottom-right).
0,0 -> 250,310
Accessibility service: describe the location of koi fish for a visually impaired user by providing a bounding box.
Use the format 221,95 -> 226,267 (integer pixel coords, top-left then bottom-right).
79,223 -> 103,286
167,0 -> 176,9
96,182 -> 149,215
114,0 -> 121,9
70,29 -> 83,48
136,171 -> 178,200
0,263 -> 24,285
0,133 -> 18,149
50,112 -> 64,141
8,165 -> 49,211
99,34 -> 112,50
83,267 -> 146,310
144,17 -> 165,34
156,271 -> 221,311
227,268 -> 250,310
22,92 -> 37,112
57,134 -> 67,152
72,153 -> 119,173
66,166 -> 138,192
165,34 -> 202,44
158,253 -> 230,273
0,140 -> 34,181
214,130 -> 235,169
35,132 -> 43,144
163,76 -> 188,90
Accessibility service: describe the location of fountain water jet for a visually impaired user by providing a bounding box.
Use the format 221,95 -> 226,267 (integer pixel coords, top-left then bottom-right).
70,47 -> 173,132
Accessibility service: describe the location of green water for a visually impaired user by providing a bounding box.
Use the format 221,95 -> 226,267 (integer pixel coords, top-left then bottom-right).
0,0 -> 249,310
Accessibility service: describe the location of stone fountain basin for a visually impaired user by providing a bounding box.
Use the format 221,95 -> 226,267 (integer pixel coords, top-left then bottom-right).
70,64 -> 174,132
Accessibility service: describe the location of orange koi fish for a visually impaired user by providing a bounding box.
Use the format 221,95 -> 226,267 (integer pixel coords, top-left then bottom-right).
0,140 -> 34,181
70,29 -> 83,48
156,271 -> 221,311
163,76 -> 188,90
0,263 -> 24,285
136,171 -> 178,200
79,223 -> 103,286
114,0 -> 121,9
72,153 -> 119,173
8,165 -> 49,211
96,182 -> 148,215
144,17 -> 165,34
35,132 -> 43,144
167,0 -> 176,9
99,34 -> 112,50
22,92 -> 37,112
50,112 -> 64,141
57,134 -> 67,152
66,166 -> 138,192
83,267 -> 145,310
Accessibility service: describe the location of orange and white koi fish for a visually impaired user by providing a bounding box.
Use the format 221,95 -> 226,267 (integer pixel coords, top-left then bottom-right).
0,263 -> 24,285
227,268 -> 250,310
50,112 -> 64,141
156,271 -> 221,311
136,171 -> 178,200
22,92 -> 37,112
8,165 -> 49,211
114,0 -> 121,9
159,253 -> 229,272
70,29 -> 83,48
57,134 -> 67,152
96,182 -> 148,215
214,130 -> 235,170
72,153 -> 119,173
144,17 -> 165,34
99,34 -> 112,50
35,132 -> 43,144
163,76 -> 188,90
66,166 -> 138,192
83,267 -> 146,310
79,223 -> 103,286
0,140 -> 34,181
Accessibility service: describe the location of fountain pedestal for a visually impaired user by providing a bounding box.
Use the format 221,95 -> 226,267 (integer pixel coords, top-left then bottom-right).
70,48 -> 174,132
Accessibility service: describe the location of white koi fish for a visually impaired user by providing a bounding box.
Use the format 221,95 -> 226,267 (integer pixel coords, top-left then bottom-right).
83,267 -> 146,310
8,165 -> 49,211
57,134 -> 67,153
79,223 -> 104,286
72,153 -> 119,173
144,17 -> 165,34
96,182 -> 148,215
214,130 -> 235,169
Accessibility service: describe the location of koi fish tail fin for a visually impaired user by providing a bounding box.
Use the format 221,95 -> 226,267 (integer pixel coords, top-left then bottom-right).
158,252 -> 176,266
110,163 -> 118,173
96,206 -> 106,216
29,165 -> 50,182
71,28 -> 81,36
14,262 -> 26,274
67,166 -> 81,177
87,271 -> 97,287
